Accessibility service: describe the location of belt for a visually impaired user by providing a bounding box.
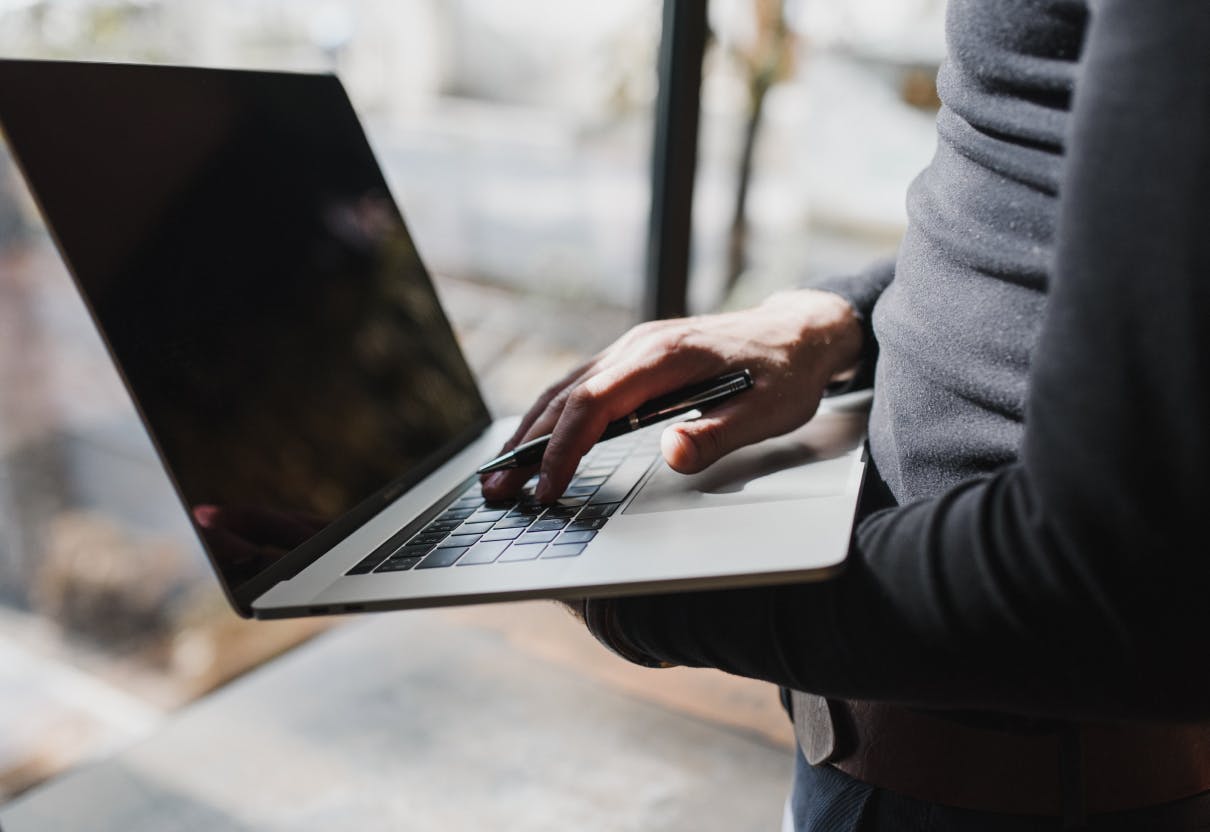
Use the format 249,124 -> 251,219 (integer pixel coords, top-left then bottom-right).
791,691 -> 1210,817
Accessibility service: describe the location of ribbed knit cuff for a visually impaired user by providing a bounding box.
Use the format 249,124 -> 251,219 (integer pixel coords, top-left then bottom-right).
806,257 -> 895,394
583,597 -> 676,669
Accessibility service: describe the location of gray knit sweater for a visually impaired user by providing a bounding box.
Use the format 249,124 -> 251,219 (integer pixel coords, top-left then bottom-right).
825,0 -> 1086,503
617,0 -> 1210,719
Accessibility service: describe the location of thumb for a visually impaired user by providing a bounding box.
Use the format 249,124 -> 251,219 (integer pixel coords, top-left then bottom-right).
660,399 -> 770,474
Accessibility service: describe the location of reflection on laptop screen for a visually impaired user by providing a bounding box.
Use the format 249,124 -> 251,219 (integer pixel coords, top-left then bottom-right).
0,61 -> 489,595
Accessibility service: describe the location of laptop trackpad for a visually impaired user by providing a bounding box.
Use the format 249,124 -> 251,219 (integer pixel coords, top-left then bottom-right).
624,404 -> 866,515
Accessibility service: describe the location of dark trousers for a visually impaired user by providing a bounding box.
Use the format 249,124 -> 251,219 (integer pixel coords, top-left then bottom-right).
787,746 -> 1210,831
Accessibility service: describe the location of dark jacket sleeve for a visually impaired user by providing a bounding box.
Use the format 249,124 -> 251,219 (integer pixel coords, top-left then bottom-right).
612,0 -> 1210,722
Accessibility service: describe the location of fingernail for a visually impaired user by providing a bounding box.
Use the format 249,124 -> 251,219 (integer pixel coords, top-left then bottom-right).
483,472 -> 504,492
535,472 -> 552,503
661,427 -> 699,473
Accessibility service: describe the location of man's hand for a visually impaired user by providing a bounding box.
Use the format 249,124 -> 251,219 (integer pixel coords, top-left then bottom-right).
481,288 -> 863,503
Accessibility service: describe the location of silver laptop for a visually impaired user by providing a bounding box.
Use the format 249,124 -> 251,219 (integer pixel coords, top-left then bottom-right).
0,59 -> 867,619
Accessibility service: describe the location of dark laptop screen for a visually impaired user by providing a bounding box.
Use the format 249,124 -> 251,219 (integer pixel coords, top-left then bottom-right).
0,61 -> 490,600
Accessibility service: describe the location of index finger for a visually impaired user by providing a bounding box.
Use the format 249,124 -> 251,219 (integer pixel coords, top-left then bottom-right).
480,358 -> 603,500
535,350 -> 726,502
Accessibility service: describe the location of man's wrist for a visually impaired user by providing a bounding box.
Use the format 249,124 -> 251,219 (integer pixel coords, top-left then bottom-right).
816,291 -> 865,383
764,288 -> 865,384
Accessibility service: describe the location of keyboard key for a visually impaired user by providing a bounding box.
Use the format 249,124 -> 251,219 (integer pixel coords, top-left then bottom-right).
347,550 -> 392,575
374,555 -> 423,573
563,485 -> 598,497
439,533 -> 483,548
416,547 -> 468,569
493,515 -> 533,530
453,496 -> 484,509
394,543 -> 439,558
499,543 -> 546,562
425,519 -> 463,534
568,518 -> 607,531
410,532 -> 448,547
589,456 -> 651,505
482,526 -> 525,542
571,476 -> 608,488
578,504 -> 617,519
459,521 -> 496,535
542,543 -> 587,559
458,541 -> 511,565
469,509 -> 508,522
507,505 -> 544,518
557,530 -> 597,544
592,457 -> 626,468
519,530 -> 558,544
530,518 -> 568,532
439,507 -> 476,522
581,467 -> 615,478
542,506 -> 580,519
555,496 -> 588,508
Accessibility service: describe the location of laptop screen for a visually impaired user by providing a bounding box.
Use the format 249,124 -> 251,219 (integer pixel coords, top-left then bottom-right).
0,61 -> 490,601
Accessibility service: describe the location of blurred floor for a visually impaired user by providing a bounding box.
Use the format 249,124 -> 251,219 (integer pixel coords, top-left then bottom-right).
1,607 -> 795,831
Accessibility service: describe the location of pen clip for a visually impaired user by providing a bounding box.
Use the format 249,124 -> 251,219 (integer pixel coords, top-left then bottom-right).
636,370 -> 753,422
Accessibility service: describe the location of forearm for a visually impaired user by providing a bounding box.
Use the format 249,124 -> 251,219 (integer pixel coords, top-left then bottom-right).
612,464 -> 1209,721
604,0 -> 1210,721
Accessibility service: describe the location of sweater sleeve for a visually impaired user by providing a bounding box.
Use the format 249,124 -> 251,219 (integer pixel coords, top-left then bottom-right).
809,257 -> 894,392
611,0 -> 1210,722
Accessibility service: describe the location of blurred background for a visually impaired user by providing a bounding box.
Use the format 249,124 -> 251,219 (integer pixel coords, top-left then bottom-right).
0,0 -> 943,806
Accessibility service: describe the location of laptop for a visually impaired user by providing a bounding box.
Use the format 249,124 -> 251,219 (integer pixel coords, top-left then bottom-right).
0,59 -> 868,619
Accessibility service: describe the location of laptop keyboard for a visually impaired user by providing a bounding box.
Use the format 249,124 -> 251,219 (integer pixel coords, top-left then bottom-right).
345,431 -> 660,575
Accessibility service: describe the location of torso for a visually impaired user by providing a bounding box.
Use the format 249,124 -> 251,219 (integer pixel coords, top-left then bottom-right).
869,0 -> 1088,501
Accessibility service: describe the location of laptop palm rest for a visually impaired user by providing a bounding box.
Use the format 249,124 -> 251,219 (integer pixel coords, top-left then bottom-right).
624,398 -> 868,516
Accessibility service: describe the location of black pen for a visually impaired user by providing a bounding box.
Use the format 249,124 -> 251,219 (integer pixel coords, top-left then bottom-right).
477,369 -> 754,475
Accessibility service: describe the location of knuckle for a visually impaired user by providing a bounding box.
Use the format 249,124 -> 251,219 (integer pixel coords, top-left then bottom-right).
518,387 -> 565,434
566,381 -> 601,412
550,385 -> 573,409
653,324 -> 708,360
699,423 -> 728,461
536,382 -> 563,408
541,386 -> 572,417
654,326 -> 687,350
617,323 -> 652,348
